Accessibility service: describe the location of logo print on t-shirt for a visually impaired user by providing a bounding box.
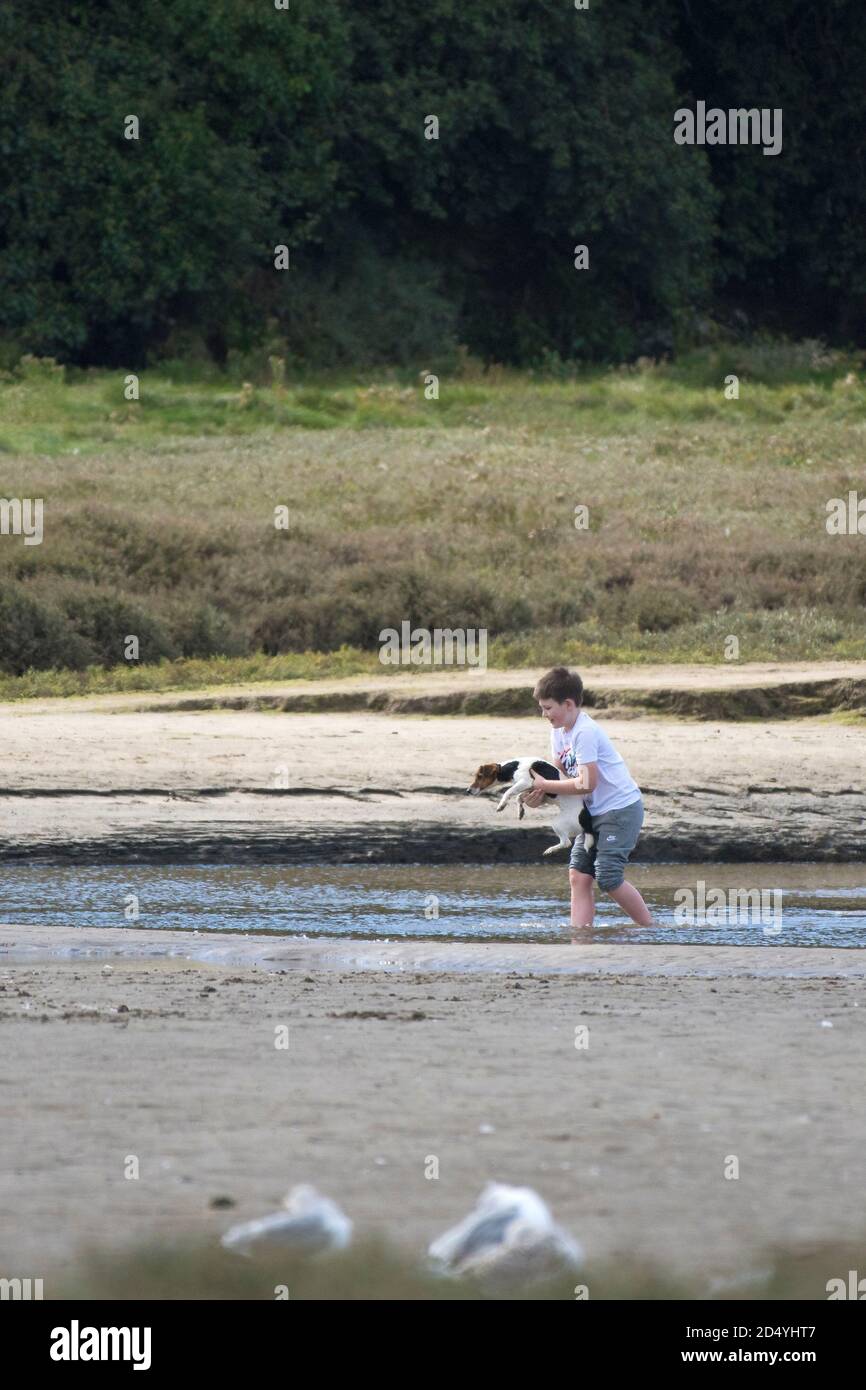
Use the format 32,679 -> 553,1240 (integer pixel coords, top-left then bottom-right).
562,744 -> 578,777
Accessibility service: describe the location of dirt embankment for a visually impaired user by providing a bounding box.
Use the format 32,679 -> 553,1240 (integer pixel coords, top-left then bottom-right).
126,662 -> 866,722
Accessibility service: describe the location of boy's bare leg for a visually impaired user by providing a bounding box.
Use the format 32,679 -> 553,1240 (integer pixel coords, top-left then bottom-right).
608,880 -> 654,927
569,869 -> 595,928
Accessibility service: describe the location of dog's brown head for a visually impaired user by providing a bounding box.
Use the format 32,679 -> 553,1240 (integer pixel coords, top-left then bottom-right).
466,762 -> 501,794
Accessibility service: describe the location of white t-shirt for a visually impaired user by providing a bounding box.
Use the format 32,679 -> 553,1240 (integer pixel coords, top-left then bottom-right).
550,711 -> 640,816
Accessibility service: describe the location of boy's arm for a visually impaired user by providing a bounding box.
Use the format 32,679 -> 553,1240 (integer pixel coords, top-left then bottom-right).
529,759 -> 598,797
571,762 -> 599,795
524,747 -> 566,807
561,726 -> 600,795
536,763 -> 598,796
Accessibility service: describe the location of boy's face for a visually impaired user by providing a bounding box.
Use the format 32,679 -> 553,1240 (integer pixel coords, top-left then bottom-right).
538,697 -> 577,728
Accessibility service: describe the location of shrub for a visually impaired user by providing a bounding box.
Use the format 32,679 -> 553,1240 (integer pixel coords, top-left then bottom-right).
0,589 -> 91,673
60,590 -> 177,667
168,601 -> 247,659
631,585 -> 698,634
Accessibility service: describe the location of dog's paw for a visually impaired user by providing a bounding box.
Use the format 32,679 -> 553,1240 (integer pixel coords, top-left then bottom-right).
542,844 -> 568,857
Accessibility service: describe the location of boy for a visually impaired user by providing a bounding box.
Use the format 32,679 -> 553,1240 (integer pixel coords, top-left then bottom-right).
525,666 -> 653,929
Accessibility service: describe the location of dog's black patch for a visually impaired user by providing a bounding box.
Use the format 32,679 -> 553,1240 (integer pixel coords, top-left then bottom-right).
496,758 -> 561,785
529,759 -> 561,781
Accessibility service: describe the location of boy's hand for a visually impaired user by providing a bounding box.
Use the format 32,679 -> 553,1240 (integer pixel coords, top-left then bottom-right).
525,770 -> 553,805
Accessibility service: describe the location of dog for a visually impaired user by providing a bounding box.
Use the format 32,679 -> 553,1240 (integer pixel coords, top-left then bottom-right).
466,758 -> 595,857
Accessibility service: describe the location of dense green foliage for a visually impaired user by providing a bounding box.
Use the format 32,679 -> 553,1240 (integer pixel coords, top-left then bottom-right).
680,0 -> 866,339
1,0 -> 863,368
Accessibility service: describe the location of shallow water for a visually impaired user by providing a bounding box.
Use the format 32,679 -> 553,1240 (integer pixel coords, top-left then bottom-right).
5,862 -> 866,948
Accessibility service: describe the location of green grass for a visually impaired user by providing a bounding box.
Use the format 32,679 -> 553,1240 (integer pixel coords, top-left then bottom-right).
2,610 -> 865,704
2,339 -> 866,691
3,339 -> 866,457
0,649 -> 383,701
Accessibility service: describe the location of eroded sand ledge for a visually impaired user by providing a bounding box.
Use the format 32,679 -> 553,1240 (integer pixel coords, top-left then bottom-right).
3,923 -> 865,977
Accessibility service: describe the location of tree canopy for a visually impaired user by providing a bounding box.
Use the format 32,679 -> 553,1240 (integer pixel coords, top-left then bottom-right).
0,0 -> 862,367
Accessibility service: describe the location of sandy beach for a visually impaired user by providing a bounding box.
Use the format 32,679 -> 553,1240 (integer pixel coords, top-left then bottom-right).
2,926 -> 864,1289
2,662 -> 864,1295
1,661 -> 865,862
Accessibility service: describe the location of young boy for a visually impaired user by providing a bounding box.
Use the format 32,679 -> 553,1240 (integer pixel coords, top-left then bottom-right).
525,666 -> 653,929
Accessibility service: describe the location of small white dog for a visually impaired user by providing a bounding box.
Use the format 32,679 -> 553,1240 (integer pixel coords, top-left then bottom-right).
466,757 -> 594,857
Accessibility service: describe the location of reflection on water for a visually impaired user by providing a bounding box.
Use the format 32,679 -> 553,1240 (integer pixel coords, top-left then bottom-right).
5,862 -> 866,947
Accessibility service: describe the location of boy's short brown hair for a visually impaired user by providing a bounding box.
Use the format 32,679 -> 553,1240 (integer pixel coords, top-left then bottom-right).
533,666 -> 584,706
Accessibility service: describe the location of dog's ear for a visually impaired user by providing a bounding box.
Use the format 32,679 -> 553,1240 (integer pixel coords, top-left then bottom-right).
470,762 -> 499,789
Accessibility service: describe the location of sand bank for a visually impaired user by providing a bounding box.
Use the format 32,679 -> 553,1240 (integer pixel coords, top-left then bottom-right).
0,671 -> 864,861
3,923 -> 866,978
1,937 -> 863,1285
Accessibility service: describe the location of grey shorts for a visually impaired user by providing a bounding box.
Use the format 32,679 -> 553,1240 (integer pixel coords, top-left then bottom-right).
569,796 -> 644,891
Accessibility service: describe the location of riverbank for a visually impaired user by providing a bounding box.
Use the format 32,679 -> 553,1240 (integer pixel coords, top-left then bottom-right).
1,663 -> 864,862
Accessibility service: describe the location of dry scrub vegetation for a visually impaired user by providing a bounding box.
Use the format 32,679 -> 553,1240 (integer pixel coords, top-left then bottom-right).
1,346 -> 865,694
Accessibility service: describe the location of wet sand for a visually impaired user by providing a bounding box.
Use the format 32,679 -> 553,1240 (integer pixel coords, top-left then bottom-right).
1,928 -> 863,1287
5,923 -> 866,976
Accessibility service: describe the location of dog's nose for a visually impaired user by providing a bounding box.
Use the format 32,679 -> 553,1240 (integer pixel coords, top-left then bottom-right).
465,786 -> 478,795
